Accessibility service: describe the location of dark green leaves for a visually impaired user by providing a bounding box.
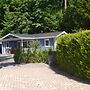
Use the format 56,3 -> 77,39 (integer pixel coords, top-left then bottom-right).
0,0 -> 62,36
56,30 -> 90,79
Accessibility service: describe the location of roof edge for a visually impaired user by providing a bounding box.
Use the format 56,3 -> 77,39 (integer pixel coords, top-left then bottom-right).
0,33 -> 22,40
0,31 -> 67,41
56,31 -> 67,38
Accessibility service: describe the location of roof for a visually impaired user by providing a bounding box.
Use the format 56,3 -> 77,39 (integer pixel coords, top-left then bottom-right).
1,31 -> 67,41
14,31 -> 66,38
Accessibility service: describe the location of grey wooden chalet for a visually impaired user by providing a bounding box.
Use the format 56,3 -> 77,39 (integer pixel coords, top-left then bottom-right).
0,31 -> 67,54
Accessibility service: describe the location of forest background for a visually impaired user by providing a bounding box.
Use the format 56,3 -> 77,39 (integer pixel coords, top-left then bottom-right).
0,0 -> 90,37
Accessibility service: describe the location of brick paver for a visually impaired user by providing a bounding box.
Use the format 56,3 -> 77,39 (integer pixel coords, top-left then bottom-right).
0,55 -> 90,90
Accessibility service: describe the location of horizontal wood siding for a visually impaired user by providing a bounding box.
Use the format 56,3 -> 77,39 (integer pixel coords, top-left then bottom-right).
38,38 -> 55,50
38,39 -> 44,46
50,38 -> 55,46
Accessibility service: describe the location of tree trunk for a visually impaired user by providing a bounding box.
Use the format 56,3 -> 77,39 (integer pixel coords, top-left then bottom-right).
65,0 -> 67,9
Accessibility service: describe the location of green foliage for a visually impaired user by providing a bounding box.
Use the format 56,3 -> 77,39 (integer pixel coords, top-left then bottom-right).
25,40 -> 48,63
0,0 -> 90,36
0,0 -> 63,36
14,48 -> 24,64
56,30 -> 90,79
61,0 -> 90,32
28,40 -> 39,51
14,40 -> 48,63
26,50 -> 48,63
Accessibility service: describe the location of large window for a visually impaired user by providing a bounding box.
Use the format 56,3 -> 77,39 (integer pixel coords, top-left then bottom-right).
45,39 -> 50,47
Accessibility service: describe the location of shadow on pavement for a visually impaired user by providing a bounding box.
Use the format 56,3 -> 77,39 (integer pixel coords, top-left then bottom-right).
0,56 -> 13,62
0,62 -> 15,68
0,55 -> 15,68
49,65 -> 90,84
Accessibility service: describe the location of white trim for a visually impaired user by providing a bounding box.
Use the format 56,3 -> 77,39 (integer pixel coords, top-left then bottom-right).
54,31 -> 67,49
23,41 -> 28,48
20,36 -> 56,40
21,40 -> 23,47
56,31 -> 67,38
0,33 -> 22,40
20,31 -> 67,40
0,34 -> 56,41
0,31 -> 67,41
1,38 -> 21,41
54,38 -> 57,49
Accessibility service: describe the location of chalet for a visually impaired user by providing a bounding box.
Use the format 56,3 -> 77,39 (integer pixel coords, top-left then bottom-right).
0,31 -> 67,54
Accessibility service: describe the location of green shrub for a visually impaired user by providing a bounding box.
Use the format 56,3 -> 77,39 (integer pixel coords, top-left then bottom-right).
56,30 -> 90,79
36,50 -> 48,63
14,40 -> 48,64
23,50 -> 48,63
14,48 -> 25,64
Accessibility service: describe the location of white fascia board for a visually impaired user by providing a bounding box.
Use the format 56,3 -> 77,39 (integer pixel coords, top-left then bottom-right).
0,33 -> 22,40
10,34 -> 22,39
56,31 -> 67,38
0,33 -> 10,40
54,31 -> 67,49
21,36 -> 56,40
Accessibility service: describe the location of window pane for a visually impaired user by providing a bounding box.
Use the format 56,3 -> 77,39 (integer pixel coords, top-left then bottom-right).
45,39 -> 50,46
46,40 -> 49,46
17,42 -> 20,48
6,42 -> 9,47
23,42 -> 27,48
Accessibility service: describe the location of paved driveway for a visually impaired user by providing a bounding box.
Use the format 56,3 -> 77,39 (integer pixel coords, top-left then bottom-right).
0,54 -> 90,90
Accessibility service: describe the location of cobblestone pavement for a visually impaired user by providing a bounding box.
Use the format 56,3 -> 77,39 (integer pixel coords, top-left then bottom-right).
0,54 -> 90,90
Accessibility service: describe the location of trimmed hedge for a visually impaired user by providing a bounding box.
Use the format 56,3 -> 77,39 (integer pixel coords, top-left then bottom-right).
56,30 -> 90,79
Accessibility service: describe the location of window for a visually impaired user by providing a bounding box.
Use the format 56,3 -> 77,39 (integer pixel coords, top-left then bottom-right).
6,42 -> 9,47
23,41 -> 28,48
45,39 -> 50,46
17,41 -> 21,48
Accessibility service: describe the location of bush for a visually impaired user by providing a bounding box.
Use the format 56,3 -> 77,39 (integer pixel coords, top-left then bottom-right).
14,49 -> 48,63
56,30 -> 90,79
30,50 -> 48,63
14,48 -> 24,64
14,40 -> 48,64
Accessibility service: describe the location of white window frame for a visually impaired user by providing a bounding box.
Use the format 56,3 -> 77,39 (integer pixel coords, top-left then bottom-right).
44,39 -> 50,47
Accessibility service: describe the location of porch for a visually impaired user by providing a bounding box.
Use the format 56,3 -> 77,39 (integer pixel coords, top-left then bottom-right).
2,40 -> 28,54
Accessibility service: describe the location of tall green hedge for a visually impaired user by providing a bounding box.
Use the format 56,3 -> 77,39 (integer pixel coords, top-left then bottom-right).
56,30 -> 90,79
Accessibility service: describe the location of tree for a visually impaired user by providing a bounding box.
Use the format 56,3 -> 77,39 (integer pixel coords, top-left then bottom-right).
61,0 -> 90,32
0,0 -> 63,36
